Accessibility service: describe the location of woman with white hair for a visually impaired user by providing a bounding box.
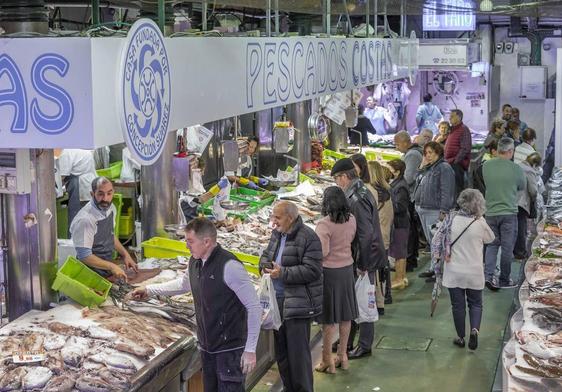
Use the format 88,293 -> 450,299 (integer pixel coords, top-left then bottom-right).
432,189 -> 495,351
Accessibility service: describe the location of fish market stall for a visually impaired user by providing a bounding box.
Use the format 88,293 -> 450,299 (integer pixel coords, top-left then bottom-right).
0,303 -> 199,392
501,168 -> 562,391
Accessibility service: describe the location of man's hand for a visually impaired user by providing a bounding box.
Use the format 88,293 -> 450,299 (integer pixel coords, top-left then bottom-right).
240,351 -> 256,374
123,254 -> 138,272
357,269 -> 367,276
110,264 -> 128,282
264,262 -> 281,279
129,287 -> 149,301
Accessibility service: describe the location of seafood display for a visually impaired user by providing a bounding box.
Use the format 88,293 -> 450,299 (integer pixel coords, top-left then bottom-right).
503,170 -> 562,391
0,304 -> 194,391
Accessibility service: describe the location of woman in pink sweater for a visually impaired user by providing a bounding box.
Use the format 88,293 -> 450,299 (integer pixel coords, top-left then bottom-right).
315,186 -> 358,374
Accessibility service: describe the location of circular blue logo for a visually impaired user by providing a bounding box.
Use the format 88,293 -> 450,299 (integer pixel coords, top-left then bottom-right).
120,19 -> 171,165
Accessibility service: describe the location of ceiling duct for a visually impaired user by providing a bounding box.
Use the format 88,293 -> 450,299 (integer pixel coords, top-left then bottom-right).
0,0 -> 49,33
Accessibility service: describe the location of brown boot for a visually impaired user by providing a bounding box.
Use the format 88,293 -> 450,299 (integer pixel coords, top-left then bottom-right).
392,259 -> 407,290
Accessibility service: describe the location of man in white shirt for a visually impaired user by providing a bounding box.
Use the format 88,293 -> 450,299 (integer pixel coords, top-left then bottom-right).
131,217 -> 261,392
364,96 -> 396,135
70,177 -> 137,281
55,149 -> 97,228
416,94 -> 444,135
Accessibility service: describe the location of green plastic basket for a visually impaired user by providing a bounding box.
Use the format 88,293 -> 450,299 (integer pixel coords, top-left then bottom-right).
141,237 -> 259,275
52,256 -> 112,307
323,149 -> 347,160
364,150 -> 402,162
96,161 -> 123,180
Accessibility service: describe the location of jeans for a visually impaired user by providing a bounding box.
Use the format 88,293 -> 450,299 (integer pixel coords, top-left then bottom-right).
514,207 -> 529,258
448,288 -> 483,338
484,214 -> 518,285
415,207 -> 441,271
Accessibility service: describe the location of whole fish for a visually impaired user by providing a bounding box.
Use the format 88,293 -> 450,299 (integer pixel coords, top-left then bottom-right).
99,368 -> 130,390
74,374 -> 112,392
43,334 -> 68,351
21,366 -> 52,390
46,321 -> 85,336
43,374 -> 76,392
0,366 -> 27,391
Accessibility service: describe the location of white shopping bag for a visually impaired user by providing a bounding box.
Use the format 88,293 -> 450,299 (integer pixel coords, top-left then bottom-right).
212,176 -> 231,221
258,274 -> 282,330
355,274 -> 379,324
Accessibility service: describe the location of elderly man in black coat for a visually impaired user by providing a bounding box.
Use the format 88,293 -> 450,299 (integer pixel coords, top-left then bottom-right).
259,200 -> 323,392
331,158 -> 388,359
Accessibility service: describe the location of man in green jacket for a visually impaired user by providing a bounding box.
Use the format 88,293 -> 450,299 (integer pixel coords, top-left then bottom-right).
482,138 -> 526,290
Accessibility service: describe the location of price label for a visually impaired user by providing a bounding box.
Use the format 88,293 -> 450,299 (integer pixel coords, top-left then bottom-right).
12,351 -> 46,363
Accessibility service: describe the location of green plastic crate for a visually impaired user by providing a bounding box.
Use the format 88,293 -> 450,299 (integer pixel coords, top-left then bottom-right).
141,237 -> 259,275
96,161 -> 123,180
323,149 -> 347,160
142,237 -> 191,258
119,214 -> 134,238
52,256 -> 112,307
364,150 -> 402,162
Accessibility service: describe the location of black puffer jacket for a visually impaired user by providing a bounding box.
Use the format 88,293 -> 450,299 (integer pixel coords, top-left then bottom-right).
390,176 -> 410,229
259,216 -> 323,320
345,179 -> 388,272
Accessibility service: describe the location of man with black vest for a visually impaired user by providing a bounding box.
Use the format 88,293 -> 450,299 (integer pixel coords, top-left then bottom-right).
131,218 -> 261,392
260,201 -> 323,392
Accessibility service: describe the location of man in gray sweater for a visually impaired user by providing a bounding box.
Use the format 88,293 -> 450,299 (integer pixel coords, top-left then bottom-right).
395,131 -> 423,272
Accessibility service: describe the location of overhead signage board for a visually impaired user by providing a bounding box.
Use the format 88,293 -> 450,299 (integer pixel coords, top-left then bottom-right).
0,23 -> 418,154
118,19 -> 171,165
0,38 -> 93,149
418,44 -> 468,67
423,0 -> 476,32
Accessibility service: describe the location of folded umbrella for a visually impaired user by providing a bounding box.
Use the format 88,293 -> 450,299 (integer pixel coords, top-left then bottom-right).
430,275 -> 442,318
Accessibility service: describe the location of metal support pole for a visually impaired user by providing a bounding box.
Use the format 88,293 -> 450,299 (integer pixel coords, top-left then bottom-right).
400,0 -> 406,37
326,0 -> 331,35
92,0 -> 100,25
157,0 -> 165,32
266,0 -> 271,37
202,1 -> 207,31
365,0 -> 370,37
374,0 -> 378,37
274,0 -> 279,35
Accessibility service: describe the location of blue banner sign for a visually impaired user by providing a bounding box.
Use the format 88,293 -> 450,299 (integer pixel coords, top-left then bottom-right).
423,0 -> 476,32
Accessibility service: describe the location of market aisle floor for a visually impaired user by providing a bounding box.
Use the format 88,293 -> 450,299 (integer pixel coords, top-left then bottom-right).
252,255 -> 518,392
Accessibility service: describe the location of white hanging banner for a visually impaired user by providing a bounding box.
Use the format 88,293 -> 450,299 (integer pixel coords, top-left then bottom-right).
0,19 -> 418,154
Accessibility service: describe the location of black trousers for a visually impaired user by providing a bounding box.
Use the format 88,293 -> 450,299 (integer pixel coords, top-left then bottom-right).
514,207 -> 529,258
274,298 -> 313,392
407,201 -> 420,268
451,163 -> 466,200
348,271 -> 375,351
448,288 -> 483,339
200,348 -> 245,392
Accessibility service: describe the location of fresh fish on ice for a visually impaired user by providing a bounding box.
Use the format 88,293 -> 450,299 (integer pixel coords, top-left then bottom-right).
21,366 -> 52,390
42,352 -> 64,374
103,352 -> 137,374
20,333 -> 44,353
